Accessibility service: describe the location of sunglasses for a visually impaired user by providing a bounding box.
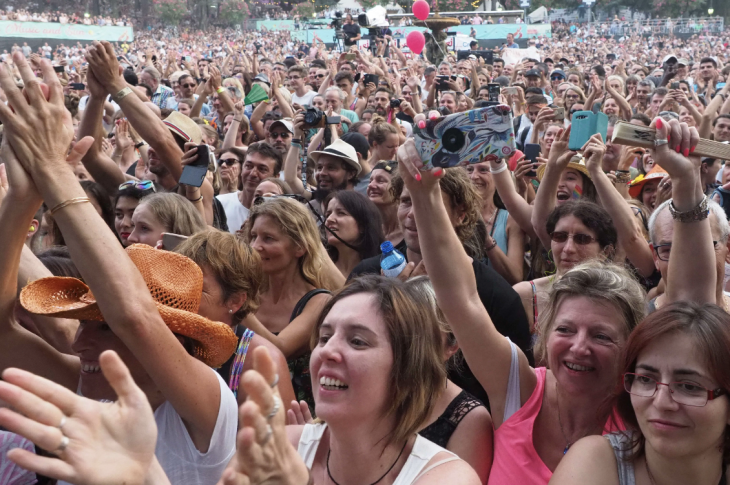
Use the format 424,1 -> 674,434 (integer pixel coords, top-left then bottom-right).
119,180 -> 155,192
549,231 -> 596,245
181,83 -> 196,88
269,132 -> 291,139
315,74 -> 326,78
218,158 -> 239,166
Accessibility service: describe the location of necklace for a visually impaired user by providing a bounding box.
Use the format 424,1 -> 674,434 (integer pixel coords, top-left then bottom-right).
326,439 -> 408,485
485,207 -> 499,226
645,459 -> 657,485
555,382 -> 588,455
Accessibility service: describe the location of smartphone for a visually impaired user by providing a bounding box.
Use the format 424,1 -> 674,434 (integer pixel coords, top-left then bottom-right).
161,233 -> 189,251
524,143 -> 541,178
569,111 -> 608,151
670,81 -> 680,89
413,105 -> 516,169
69,83 -> 85,90
487,83 -> 501,102
53,65 -> 64,73
363,73 -> 379,87
436,75 -> 449,90
345,53 -> 356,61
503,87 -> 518,96
552,107 -> 565,121
179,145 -> 211,188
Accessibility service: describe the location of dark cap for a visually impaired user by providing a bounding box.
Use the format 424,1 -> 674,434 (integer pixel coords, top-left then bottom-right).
525,69 -> 542,78
340,131 -> 370,160
550,69 -> 566,79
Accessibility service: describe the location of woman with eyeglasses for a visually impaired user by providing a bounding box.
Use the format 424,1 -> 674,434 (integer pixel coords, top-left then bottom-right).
217,148 -> 245,196
562,86 -> 586,116
550,302 -> 730,485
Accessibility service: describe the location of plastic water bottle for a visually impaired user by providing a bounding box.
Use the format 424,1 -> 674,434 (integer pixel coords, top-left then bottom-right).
380,241 -> 407,278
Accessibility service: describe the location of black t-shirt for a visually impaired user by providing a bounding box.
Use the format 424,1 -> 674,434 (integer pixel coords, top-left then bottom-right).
343,23 -> 361,46
350,241 -> 533,407
396,111 -> 414,125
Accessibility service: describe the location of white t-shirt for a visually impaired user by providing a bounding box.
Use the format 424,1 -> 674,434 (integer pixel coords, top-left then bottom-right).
217,192 -> 250,233
291,89 -> 317,107
154,370 -> 237,485
62,370 -> 236,485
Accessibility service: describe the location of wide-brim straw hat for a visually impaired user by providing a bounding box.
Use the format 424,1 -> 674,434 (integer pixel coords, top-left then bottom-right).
536,154 -> 591,181
163,110 -> 203,146
20,244 -> 237,368
629,164 -> 667,199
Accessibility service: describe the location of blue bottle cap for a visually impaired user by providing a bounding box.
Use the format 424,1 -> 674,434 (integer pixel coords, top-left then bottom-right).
380,241 -> 394,253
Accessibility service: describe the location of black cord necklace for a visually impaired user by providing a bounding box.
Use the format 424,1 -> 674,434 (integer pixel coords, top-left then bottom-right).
326,439 -> 409,485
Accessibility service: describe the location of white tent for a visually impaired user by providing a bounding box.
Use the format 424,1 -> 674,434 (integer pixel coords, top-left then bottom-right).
527,6 -> 548,23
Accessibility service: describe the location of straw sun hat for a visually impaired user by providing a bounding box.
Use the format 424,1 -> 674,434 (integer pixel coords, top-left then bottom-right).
20,244 -> 237,368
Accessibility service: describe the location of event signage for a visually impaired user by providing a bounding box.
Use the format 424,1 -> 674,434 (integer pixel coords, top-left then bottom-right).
0,21 -> 134,41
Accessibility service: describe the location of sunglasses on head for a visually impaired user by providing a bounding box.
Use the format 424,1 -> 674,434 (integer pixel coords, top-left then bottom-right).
119,180 -> 155,192
550,231 -> 596,245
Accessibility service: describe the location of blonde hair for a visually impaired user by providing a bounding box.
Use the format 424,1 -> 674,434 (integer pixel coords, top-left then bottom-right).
533,261 -> 646,365
175,230 -> 264,323
241,198 -> 337,291
311,276 -> 446,446
138,193 -> 206,237
607,75 -> 626,95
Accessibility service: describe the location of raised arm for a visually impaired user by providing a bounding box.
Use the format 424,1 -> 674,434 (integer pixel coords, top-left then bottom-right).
282,112 -> 309,198
530,127 -> 576,248
397,139 -> 537,428
3,51 -> 224,452
489,156 -> 537,239
654,118 -> 715,304
583,134 -> 656,276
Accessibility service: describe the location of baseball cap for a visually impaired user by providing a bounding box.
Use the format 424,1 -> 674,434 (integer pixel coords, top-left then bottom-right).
550,69 -> 566,80
269,119 -> 293,134
525,69 -> 542,78
340,132 -> 370,160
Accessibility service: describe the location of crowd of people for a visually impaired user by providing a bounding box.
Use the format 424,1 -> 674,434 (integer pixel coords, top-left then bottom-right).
0,8 -> 131,26
0,11 -> 727,485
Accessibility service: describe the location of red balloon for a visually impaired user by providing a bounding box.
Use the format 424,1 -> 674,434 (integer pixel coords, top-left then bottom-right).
412,0 -> 430,21
406,31 -> 426,55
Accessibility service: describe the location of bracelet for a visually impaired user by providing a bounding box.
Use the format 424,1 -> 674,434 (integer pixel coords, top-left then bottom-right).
111,86 -> 133,104
49,197 -> 91,217
134,141 -> 147,149
615,169 -> 630,173
486,238 -> 498,252
669,195 -> 709,223
188,194 -> 204,203
490,162 -> 509,174
233,118 -> 242,122
615,172 -> 632,184
216,87 -> 225,94
291,138 -> 303,147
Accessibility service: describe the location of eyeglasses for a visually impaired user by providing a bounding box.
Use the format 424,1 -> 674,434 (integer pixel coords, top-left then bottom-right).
218,158 -> 239,166
119,180 -> 155,192
623,373 -> 726,407
565,94 -> 580,100
653,241 -> 719,261
316,74 -> 326,78
268,131 -> 291,139
181,83 -> 196,88
549,231 -> 596,245
569,109 -> 582,114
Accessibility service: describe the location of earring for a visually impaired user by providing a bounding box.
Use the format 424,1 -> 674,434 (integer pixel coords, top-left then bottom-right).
229,309 -> 233,314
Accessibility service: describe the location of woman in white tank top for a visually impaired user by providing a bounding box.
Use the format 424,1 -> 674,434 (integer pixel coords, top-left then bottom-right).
287,277 -> 480,485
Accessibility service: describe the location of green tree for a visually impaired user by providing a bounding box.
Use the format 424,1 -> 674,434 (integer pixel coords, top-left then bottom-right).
152,0 -> 187,25
218,0 -> 251,26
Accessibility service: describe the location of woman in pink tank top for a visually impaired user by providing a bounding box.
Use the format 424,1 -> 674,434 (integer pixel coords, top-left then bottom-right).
395,132 -> 680,484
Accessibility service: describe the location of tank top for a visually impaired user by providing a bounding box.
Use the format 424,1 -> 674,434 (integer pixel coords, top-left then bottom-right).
297,423 -> 460,485
419,390 -> 485,448
606,432 -> 727,485
491,209 -> 509,255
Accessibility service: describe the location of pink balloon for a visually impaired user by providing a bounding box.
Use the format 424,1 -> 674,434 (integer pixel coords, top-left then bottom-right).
412,0 -> 430,21
406,30 -> 425,55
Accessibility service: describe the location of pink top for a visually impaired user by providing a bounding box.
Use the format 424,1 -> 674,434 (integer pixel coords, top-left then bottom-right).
487,367 -> 626,485
487,367 -> 552,485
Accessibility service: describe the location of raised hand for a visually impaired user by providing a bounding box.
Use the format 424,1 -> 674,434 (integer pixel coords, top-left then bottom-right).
84,41 -> 124,94
581,133 -> 607,172
546,125 -> 575,169
0,351 -> 158,485
218,347 -> 310,485
285,400 -> 313,425
0,52 -> 74,175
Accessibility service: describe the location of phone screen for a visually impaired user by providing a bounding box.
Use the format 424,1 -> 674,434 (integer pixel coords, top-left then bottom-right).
179,145 -> 210,187
487,83 -> 501,102
524,144 -> 540,177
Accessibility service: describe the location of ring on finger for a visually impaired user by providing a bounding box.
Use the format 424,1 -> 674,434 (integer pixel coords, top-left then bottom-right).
53,435 -> 69,455
654,139 -> 669,147
261,424 -> 273,446
58,416 -> 67,431
270,373 -> 279,389
267,396 -> 281,420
